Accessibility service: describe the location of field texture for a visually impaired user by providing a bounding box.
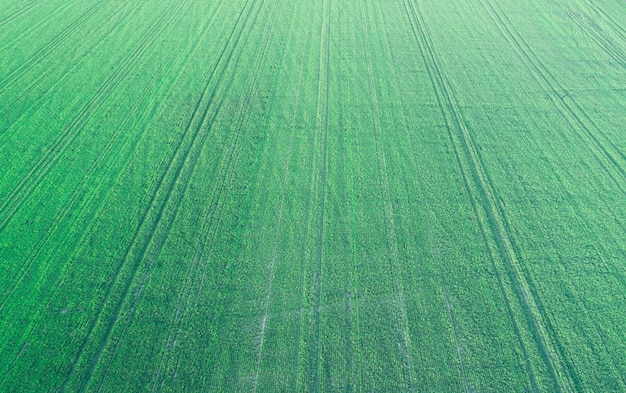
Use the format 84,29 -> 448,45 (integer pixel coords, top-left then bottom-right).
1,0 -> 625,391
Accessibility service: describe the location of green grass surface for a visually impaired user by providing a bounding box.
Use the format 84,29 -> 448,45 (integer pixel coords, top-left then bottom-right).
1,0 -> 625,391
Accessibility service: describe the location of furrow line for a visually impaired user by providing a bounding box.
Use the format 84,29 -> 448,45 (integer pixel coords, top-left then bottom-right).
150,147 -> 240,393
572,2 -> 626,68
54,0 -> 222,388
579,0 -> 626,42
65,0 -> 267,390
0,1 -> 149,306
73,63 -> 220,392
359,1 -> 416,391
0,1 -> 139,134
306,0 -> 330,391
481,0 -> 626,196
0,0 -> 111,92
184,0 -> 270,320
398,67 -> 541,391
68,2 -> 224,387
174,0 -> 276,387
513,162 -> 626,389
0,7 -> 201,381
180,150 -> 242,391
381,5 -> 493,390
251,90 -> 289,393
234,0 -> 289,390
0,51 -> 151,307
334,6 -> 354,390
287,7 -> 317,391
120,138 -> 242,393
169,1 -> 278,388
0,1 -> 75,55
189,0 -> 277,317
480,3 -> 626,385
147,0 -> 281,389
0,0 -> 39,28
149,112 -> 243,389
145,0 -> 233,383
561,0 -> 626,68
406,0 -> 575,390
398,2 -> 473,390
0,0 -> 184,236
2,0 -> 203,388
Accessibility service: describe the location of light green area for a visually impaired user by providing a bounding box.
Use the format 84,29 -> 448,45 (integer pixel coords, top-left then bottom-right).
1,0 -> 625,391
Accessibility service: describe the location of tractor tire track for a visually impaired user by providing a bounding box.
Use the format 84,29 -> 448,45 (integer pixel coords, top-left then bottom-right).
292,3 -> 325,386
0,0 -> 111,92
161,0 -> 276,386
481,0 -> 626,198
146,1 -> 281,390
0,0 -> 76,55
359,1 -> 416,391
0,0 -> 185,237
478,4 -> 626,387
59,0 -> 266,390
387,10 -> 542,379
306,0 -> 331,391
288,7 -> 317,391
0,21 -> 196,383
578,0 -> 626,42
200,0 -> 284,390
115,143 -> 241,393
51,0 -> 207,388
511,159 -> 626,389
0,1 -> 139,134
149,145 -> 239,393
145,0 -> 232,384
391,6 -> 540,390
78,94 -> 225,392
334,6 -> 355,390
380,4 -> 485,391
569,2 -> 626,68
0,2 -> 150,307
0,0 -> 206,312
0,0 -> 40,29
404,0 -> 576,391
165,0 -> 280,388
403,0 -> 534,389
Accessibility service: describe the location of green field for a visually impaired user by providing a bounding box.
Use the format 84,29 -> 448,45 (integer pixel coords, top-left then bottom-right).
1,0 -> 625,391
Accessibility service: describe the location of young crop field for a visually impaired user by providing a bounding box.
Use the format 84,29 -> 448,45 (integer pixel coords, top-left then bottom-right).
1,0 -> 625,391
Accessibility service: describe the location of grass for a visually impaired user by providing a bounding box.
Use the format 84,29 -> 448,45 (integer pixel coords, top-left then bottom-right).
1,0 -> 625,391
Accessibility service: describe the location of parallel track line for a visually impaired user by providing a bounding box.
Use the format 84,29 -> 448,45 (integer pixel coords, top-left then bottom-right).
0,0 -> 39,28
54,0 -> 202,389
0,0 -> 75,54
0,0 -> 111,92
0,18 -> 199,382
306,0 -> 331,390
288,6 -> 317,391
405,0 -> 576,390
0,1 -> 148,307
64,0 -> 269,390
0,0 -> 182,237
359,1 -> 416,391
481,0 -> 626,197
149,0 -> 280,389
0,1 -> 138,134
